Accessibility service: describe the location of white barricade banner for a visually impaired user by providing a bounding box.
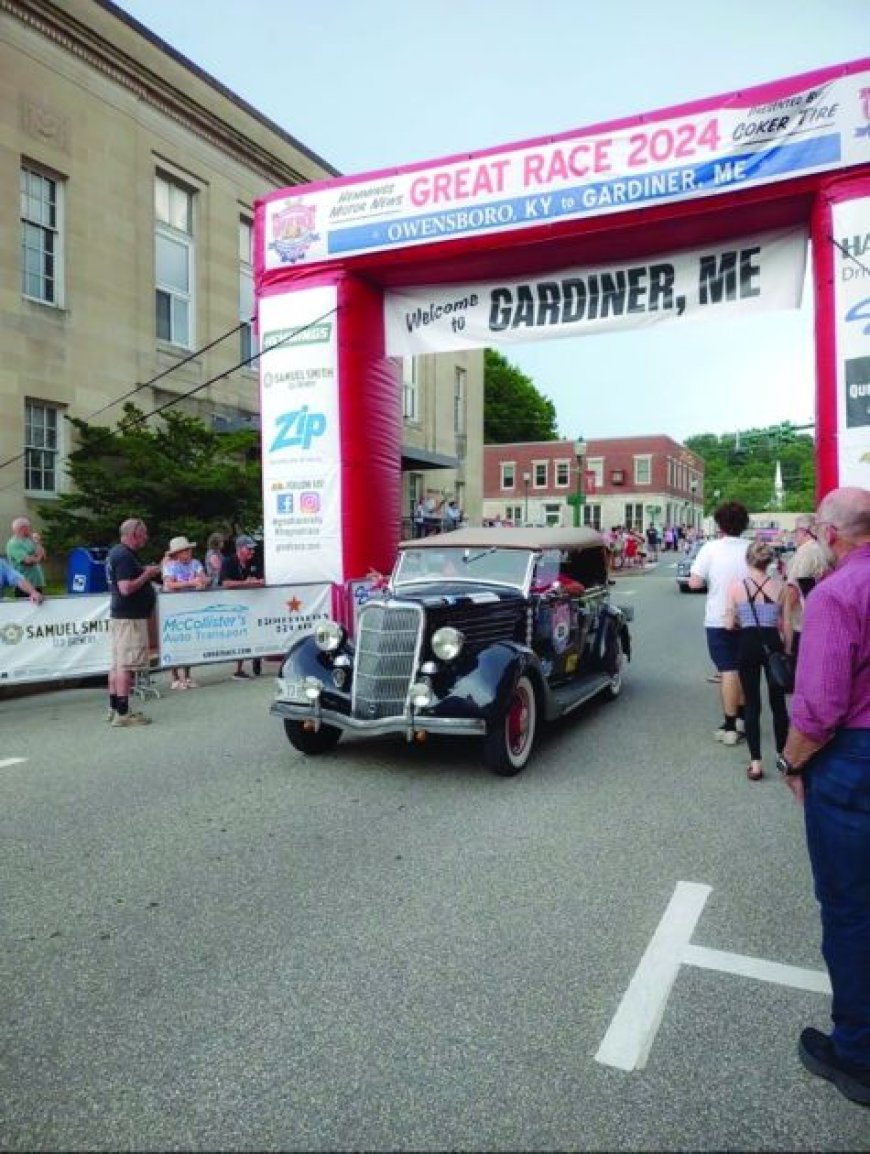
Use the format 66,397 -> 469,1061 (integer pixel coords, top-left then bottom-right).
384,227 -> 807,355
0,585 -> 331,687
0,594 -> 111,685
156,584 -> 331,670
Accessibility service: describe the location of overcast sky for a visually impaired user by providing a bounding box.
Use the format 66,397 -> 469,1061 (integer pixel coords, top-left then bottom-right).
114,0 -> 868,442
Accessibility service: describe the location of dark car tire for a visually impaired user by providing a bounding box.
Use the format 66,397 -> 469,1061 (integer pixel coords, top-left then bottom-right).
483,674 -> 537,776
284,719 -> 342,754
678,583 -> 690,593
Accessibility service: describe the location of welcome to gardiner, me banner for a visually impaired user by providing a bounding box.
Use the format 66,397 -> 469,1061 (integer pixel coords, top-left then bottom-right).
383,228 -> 807,356
261,69 -> 868,270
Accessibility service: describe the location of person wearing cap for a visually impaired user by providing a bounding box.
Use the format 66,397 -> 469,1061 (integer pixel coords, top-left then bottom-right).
162,535 -> 208,689
219,534 -> 265,680
783,513 -> 832,662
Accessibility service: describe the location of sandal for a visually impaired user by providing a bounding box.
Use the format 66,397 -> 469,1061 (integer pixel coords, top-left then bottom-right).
747,764 -> 764,781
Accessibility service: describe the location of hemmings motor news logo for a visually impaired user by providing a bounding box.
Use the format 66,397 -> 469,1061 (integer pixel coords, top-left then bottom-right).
268,200 -> 319,264
275,491 -> 322,516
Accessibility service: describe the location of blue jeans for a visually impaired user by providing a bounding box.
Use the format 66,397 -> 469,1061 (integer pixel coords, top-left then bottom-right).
804,727 -> 870,1068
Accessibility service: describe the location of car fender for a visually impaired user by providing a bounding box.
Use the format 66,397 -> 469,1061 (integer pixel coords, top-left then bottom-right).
433,641 -> 543,726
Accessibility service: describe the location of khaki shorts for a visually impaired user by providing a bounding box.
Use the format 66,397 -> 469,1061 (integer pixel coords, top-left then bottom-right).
110,618 -> 150,674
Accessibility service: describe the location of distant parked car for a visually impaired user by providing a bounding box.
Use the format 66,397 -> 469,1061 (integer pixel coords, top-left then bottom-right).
676,540 -> 706,593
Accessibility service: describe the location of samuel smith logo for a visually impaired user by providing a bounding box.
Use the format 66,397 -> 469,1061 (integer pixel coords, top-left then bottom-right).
268,201 -> 319,264
270,406 -> 327,453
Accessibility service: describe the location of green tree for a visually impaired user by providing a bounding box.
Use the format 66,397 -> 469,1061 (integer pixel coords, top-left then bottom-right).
484,349 -> 559,442
39,404 -> 263,561
685,424 -> 815,514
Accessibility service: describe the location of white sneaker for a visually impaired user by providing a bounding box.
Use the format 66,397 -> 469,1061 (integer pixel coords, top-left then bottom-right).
106,708 -> 116,723
735,718 -> 746,734
721,729 -> 740,746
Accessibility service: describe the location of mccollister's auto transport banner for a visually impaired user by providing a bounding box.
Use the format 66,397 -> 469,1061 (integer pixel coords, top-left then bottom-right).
383,228 -> 807,355
262,68 -> 867,269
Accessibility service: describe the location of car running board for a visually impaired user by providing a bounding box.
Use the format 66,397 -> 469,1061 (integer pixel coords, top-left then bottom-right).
547,672 -> 614,719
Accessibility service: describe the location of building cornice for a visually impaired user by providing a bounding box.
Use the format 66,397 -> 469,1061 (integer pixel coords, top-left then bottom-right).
2,0 -> 340,189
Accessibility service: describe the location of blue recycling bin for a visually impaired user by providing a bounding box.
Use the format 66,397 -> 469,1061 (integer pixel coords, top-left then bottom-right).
67,546 -> 109,594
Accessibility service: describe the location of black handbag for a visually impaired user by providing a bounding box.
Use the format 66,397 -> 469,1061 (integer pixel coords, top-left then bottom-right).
744,581 -> 795,693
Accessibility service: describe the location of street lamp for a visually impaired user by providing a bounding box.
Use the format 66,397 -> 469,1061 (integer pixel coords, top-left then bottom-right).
572,437 -> 587,527
523,471 -> 531,526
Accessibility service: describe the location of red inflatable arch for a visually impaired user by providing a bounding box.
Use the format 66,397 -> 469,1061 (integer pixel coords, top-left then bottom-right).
255,58 -> 870,592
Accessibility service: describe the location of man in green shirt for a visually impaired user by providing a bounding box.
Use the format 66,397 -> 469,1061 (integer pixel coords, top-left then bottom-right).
5,517 -> 45,598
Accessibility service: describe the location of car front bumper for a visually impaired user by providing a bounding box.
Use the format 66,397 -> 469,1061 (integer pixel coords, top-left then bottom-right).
270,697 -> 487,739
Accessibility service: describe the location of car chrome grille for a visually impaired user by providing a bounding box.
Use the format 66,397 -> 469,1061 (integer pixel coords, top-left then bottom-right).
352,602 -> 422,720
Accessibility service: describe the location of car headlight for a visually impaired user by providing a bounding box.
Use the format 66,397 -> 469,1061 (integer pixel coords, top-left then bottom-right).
314,620 -> 345,653
431,626 -> 464,661
303,676 -> 323,701
408,679 -> 434,709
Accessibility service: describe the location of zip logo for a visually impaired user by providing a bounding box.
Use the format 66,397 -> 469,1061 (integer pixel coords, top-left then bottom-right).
270,406 -> 327,453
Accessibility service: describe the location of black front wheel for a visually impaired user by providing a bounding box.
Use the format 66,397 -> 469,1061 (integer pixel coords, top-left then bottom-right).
483,674 -> 537,776
284,719 -> 342,754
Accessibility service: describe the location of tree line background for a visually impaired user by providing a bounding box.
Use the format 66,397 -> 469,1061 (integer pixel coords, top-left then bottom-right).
37,351 -> 814,567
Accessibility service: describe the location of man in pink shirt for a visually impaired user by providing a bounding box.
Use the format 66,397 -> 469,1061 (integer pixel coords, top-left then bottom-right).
779,485 -> 870,1107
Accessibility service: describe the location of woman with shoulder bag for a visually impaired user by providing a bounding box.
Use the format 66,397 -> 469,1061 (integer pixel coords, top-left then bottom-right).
725,540 -> 790,781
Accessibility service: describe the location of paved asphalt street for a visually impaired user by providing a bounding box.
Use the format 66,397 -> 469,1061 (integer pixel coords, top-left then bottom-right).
1,560 -> 868,1151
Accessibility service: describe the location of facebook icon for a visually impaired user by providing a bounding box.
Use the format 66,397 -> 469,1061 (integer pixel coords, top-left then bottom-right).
276,492 -> 294,514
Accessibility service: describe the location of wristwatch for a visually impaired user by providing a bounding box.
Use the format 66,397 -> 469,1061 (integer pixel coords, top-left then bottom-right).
776,753 -> 801,777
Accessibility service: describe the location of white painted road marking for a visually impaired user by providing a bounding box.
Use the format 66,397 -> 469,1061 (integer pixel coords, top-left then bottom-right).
0,758 -> 26,769
595,881 -> 830,1072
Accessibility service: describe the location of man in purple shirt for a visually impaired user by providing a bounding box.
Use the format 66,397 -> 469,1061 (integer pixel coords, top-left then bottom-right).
779,485 -> 870,1107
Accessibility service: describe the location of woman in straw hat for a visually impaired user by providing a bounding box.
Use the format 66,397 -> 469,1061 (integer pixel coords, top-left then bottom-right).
162,535 -> 208,689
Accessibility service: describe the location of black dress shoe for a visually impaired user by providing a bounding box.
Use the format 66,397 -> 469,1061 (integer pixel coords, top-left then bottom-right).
799,1027 -> 870,1106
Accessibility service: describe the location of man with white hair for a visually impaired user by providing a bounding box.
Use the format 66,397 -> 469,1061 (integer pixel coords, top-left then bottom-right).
106,518 -> 162,727
782,513 -> 831,660
779,486 -> 870,1107
5,516 -> 46,598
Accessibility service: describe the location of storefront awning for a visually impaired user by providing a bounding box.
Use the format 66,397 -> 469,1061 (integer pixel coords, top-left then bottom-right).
401,445 -> 458,471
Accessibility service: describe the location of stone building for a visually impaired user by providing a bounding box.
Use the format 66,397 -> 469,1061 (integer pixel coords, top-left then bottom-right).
0,0 -> 481,568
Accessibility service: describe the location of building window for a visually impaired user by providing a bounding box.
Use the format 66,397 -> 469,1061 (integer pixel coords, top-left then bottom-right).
555,459 -> 570,487
21,164 -> 64,305
634,455 -> 652,485
507,505 -> 522,524
501,462 -> 515,489
544,503 -> 561,526
587,457 -> 604,489
239,218 -> 255,364
583,504 -> 601,531
533,461 -> 547,487
453,366 -> 466,434
401,357 -> 418,421
624,503 -> 644,531
155,174 -> 194,348
25,400 -> 61,494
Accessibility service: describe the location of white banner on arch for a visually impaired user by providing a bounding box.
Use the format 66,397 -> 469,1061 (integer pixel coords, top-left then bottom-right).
384,227 -> 807,355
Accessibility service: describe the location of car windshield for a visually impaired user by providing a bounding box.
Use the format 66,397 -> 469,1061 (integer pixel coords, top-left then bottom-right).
393,546 -> 531,589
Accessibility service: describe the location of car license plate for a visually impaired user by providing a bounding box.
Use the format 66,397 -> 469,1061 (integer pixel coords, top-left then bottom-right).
276,678 -> 305,700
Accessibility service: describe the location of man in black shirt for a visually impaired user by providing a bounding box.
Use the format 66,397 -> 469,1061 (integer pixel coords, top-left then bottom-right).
219,534 -> 265,679
106,518 -> 161,727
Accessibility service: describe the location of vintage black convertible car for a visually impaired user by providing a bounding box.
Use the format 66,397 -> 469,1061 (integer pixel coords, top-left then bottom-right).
270,527 -> 633,776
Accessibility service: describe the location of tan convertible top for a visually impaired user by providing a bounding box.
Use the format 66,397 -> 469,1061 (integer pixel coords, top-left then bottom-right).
401,526 -> 606,551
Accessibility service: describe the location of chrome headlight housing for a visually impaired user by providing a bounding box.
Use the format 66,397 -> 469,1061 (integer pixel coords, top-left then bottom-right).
408,679 -> 434,709
314,620 -> 345,653
431,626 -> 464,662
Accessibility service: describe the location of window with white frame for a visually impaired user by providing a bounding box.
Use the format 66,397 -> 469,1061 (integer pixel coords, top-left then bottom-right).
239,217 -> 255,364
534,461 -> 547,487
155,174 -> 194,348
583,504 -> 601,530
401,357 -> 418,420
21,164 -> 64,306
544,503 -> 561,526
453,365 -> 466,434
25,400 -> 62,494
587,457 -> 604,489
501,462 -> 515,489
624,503 -> 644,530
555,459 -> 570,487
634,455 -> 652,485
507,505 -> 522,524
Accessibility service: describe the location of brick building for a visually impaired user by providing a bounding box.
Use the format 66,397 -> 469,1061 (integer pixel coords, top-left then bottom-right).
483,436 -> 705,532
